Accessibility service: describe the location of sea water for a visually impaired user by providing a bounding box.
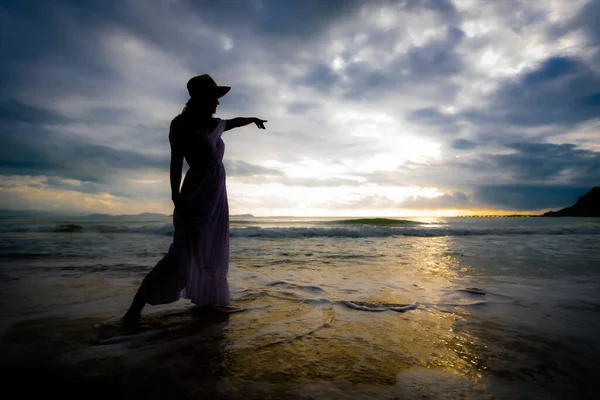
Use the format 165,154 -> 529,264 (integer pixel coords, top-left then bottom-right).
1,215 -> 599,398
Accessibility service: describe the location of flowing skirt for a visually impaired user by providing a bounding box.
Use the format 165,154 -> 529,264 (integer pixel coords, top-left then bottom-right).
142,162 -> 230,306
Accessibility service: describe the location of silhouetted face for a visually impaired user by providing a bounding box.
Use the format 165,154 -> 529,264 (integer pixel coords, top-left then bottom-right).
212,96 -> 220,115
195,95 -> 219,115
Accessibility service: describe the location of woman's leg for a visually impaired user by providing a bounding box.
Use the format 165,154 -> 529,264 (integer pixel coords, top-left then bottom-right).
122,211 -> 188,324
123,284 -> 146,324
122,246 -> 184,324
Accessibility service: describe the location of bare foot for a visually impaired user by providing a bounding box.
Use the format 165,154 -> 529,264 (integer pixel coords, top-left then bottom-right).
121,311 -> 141,327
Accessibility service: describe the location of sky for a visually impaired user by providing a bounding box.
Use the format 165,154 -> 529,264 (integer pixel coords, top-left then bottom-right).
1,0 -> 599,217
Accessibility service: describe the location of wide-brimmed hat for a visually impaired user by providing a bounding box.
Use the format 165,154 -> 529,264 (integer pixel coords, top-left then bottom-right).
187,74 -> 231,99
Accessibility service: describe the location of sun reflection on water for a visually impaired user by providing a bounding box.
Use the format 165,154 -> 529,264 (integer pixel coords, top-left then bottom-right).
219,234 -> 493,396
413,236 -> 471,280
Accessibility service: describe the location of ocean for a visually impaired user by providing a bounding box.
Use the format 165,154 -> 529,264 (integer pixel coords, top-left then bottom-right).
1,215 -> 599,399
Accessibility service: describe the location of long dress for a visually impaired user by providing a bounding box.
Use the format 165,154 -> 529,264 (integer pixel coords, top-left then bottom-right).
141,115 -> 230,306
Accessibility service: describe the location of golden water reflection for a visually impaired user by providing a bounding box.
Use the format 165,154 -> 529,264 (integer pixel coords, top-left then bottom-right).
220,234 -> 493,396
412,236 -> 471,280
222,292 -> 490,396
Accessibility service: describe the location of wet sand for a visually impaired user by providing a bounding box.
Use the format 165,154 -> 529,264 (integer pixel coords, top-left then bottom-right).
2,299 -> 599,399
0,298 -> 438,399
1,309 -> 226,399
4,289 -> 596,400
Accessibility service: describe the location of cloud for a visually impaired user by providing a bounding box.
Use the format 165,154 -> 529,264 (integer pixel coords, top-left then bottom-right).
296,25 -> 466,101
409,53 -> 600,139
575,0 -> 600,46
409,107 -> 459,126
552,0 -> 600,48
467,56 -> 600,127
227,160 -> 283,177
472,184 -> 591,210
354,140 -> 600,211
400,191 -> 472,209
0,101 -> 71,125
0,122 -> 169,183
451,139 -> 478,150
488,142 -> 600,184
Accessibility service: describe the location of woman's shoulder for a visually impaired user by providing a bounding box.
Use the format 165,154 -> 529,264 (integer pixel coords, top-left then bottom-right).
169,115 -> 190,146
210,117 -> 223,130
170,114 -> 186,131
169,115 -> 222,136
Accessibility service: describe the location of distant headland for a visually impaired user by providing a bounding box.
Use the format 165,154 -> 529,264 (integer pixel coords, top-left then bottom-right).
542,187 -> 600,217
455,187 -> 599,218
86,212 -> 167,218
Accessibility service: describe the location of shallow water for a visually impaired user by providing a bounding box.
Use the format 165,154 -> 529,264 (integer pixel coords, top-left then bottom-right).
1,216 -> 599,398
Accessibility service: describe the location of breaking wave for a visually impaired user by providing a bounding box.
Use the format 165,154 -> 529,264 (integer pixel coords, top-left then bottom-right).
3,224 -> 600,237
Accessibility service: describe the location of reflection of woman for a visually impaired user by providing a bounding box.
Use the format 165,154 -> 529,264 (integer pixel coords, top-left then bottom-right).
123,74 -> 267,324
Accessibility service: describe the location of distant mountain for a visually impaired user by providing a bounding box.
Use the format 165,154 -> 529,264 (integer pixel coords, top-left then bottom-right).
0,209 -> 168,218
135,212 -> 166,217
85,213 -> 114,218
231,214 -> 254,218
0,209 -> 76,217
85,212 -> 167,218
542,187 -> 600,217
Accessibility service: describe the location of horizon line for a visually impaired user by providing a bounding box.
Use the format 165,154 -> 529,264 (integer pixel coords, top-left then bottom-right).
0,208 -> 551,218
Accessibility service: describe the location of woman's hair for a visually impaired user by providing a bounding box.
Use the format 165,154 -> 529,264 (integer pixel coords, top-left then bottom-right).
181,97 -> 213,115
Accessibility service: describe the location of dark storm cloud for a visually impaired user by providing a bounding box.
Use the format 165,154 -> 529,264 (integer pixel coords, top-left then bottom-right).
0,101 -> 71,125
295,64 -> 340,91
0,0 -> 362,79
420,143 -> 600,190
551,0 -> 600,47
0,1 -> 202,186
472,185 -> 591,210
407,107 -> 464,136
404,27 -> 465,75
451,139 -> 478,150
0,99 -> 284,186
410,54 -> 600,135
409,107 -> 457,125
490,142 -> 600,184
466,56 -> 600,127
0,1 -> 118,100
0,0 -> 230,106
0,122 -> 169,183
0,122 -> 285,185
0,100 -> 137,130
574,0 -> 600,46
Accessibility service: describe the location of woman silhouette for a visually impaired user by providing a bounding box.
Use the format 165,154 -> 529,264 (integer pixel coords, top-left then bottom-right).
123,74 -> 267,323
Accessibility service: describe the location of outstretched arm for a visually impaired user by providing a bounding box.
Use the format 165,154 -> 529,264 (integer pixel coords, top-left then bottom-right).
224,117 -> 267,131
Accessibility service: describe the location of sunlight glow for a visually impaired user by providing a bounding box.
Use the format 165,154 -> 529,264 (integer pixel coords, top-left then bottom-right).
331,55 -> 345,72
479,49 -> 499,67
357,138 -> 441,172
226,182 -> 448,217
